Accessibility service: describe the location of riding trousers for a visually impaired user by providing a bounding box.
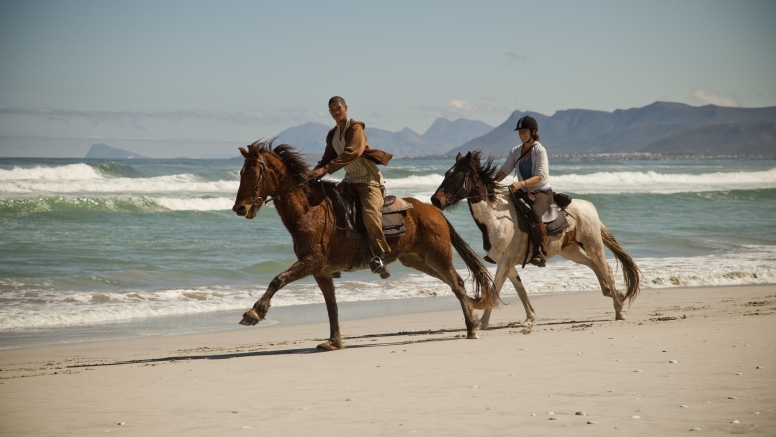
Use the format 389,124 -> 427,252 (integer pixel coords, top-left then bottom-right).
528,189 -> 553,224
350,183 -> 391,254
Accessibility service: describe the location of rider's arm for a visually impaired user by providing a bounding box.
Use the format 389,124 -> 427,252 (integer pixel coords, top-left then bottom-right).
322,123 -> 367,174
494,170 -> 508,183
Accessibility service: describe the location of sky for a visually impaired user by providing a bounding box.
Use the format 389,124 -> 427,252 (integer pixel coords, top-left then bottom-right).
1,0 -> 775,157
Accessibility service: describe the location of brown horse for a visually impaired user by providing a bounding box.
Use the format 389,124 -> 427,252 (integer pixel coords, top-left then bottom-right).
431,151 -> 641,330
232,140 -> 497,350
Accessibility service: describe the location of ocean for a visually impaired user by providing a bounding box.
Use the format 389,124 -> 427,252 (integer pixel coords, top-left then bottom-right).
1,156 -> 775,349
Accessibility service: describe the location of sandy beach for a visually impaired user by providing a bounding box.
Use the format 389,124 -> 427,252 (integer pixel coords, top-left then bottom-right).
1,284 -> 774,436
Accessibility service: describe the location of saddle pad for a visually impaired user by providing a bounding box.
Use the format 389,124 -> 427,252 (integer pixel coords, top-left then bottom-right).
541,203 -> 560,223
380,197 -> 414,214
546,212 -> 567,236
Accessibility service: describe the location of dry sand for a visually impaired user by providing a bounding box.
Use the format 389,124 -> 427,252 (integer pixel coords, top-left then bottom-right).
1,285 -> 774,436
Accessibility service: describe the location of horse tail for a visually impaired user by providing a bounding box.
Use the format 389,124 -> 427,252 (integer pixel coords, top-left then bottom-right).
444,217 -> 499,310
600,225 -> 641,306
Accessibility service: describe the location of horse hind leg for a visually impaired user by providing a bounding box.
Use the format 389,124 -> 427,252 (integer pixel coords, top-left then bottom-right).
401,254 -> 480,339
313,275 -> 343,351
559,243 -> 625,320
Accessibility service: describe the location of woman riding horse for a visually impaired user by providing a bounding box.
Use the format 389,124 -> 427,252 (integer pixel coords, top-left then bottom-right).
493,116 -> 551,267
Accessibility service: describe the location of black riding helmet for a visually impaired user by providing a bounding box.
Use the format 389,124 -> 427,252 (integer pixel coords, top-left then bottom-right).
514,115 -> 538,131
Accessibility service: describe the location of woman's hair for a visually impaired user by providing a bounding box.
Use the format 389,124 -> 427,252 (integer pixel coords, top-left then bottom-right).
531,129 -> 540,142
328,96 -> 346,107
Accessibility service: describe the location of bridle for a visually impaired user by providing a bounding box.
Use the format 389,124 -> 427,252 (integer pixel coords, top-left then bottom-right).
443,162 -> 494,204
242,152 -> 312,210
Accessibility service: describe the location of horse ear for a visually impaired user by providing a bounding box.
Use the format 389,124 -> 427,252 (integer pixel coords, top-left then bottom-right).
465,151 -> 472,160
455,152 -> 463,162
239,147 -> 249,159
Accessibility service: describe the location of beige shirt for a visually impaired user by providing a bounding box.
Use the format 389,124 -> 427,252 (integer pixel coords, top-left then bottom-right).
332,119 -> 384,186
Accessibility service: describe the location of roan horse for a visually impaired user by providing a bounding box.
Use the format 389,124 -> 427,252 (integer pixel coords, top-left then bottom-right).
430,151 -> 641,330
232,141 -> 498,350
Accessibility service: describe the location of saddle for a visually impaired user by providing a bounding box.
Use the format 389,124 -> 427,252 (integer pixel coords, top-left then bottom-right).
331,185 -> 413,239
510,190 -> 572,236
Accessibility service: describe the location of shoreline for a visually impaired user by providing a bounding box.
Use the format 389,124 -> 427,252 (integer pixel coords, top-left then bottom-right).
1,284 -> 774,436
0,288 -> 594,351
1,284 -> 774,351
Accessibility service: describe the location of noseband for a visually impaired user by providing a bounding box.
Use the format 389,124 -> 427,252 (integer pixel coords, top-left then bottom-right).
242,152 -> 313,211
245,153 -> 269,209
444,162 -> 490,204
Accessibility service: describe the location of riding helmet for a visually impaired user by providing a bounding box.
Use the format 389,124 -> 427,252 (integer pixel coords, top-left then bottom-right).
514,115 -> 538,131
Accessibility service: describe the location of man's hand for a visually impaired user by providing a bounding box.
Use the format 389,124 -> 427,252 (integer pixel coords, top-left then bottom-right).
309,167 -> 328,180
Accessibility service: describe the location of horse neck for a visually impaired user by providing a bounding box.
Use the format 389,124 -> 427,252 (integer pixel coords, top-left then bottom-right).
467,189 -> 516,230
274,184 -> 310,235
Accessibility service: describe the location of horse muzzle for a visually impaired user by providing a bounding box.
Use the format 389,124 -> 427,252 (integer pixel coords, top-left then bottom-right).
430,193 -> 446,210
232,203 -> 258,219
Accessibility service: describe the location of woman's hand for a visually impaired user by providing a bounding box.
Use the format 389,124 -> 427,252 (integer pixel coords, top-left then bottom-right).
509,181 -> 524,191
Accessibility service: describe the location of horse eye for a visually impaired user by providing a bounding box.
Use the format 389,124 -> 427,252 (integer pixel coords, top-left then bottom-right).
250,171 -> 257,176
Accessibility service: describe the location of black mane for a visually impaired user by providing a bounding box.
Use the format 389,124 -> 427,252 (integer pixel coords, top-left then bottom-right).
248,139 -> 337,190
470,150 -> 501,196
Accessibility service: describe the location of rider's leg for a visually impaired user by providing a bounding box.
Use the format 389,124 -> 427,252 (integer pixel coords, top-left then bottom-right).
352,183 -> 391,278
528,190 -> 552,267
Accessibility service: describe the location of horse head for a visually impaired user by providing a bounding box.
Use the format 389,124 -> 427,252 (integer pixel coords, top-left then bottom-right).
232,140 -> 277,219
431,151 -> 479,210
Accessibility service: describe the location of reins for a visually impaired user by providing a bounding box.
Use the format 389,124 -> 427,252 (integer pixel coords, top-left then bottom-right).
244,153 -> 312,208
244,152 -> 349,231
445,162 -> 497,204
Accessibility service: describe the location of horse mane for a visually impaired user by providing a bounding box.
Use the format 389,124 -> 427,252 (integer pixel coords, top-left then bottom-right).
470,150 -> 501,197
247,139 -> 337,189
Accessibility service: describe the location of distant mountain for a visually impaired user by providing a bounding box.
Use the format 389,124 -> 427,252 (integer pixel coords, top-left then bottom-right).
642,121 -> 776,156
84,144 -> 151,159
274,118 -> 493,157
274,122 -> 331,155
449,102 -> 776,156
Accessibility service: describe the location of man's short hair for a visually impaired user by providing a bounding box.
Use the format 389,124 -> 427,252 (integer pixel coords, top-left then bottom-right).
328,96 -> 346,107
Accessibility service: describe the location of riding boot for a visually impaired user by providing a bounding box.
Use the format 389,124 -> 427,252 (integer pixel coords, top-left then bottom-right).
370,252 -> 391,279
529,223 -> 548,267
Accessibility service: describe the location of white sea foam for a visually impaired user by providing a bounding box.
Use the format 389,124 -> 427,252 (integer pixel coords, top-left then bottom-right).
1,246 -> 773,331
3,163 -> 774,198
153,196 -> 235,211
543,168 -> 776,194
0,163 -> 102,181
0,173 -> 238,195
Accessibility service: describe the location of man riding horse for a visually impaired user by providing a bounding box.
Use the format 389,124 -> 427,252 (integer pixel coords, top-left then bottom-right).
308,96 -> 393,278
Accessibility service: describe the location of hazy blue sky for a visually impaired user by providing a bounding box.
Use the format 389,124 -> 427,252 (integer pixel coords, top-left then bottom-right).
1,0 -> 774,157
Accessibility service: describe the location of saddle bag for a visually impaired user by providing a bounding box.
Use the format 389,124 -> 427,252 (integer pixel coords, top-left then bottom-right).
553,192 -> 572,209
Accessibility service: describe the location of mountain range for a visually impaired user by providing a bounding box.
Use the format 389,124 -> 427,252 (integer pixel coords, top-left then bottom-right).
84,143 -> 151,159
81,102 -> 776,159
274,118 -> 494,156
450,102 -> 776,157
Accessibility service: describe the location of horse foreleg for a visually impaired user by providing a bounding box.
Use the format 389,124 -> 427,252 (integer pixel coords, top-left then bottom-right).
313,275 -> 343,351
508,267 -> 536,332
559,243 -> 625,320
239,260 -> 314,326
478,262 -> 511,330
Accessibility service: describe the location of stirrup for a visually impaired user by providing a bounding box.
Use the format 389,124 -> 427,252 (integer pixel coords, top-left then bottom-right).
530,252 -> 547,268
370,255 -> 390,279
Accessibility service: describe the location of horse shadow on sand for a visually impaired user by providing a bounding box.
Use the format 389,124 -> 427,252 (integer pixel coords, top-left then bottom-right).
67,318 -> 610,369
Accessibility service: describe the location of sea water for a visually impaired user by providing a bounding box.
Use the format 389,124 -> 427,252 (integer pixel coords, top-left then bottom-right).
1,156 -> 775,348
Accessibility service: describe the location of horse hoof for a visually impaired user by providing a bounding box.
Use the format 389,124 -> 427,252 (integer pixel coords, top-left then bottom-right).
467,333 -> 479,339
615,314 -> 626,321
316,341 -> 343,351
239,309 -> 260,326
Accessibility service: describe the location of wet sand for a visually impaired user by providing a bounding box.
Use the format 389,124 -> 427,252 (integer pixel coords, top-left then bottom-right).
1,285 -> 774,436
